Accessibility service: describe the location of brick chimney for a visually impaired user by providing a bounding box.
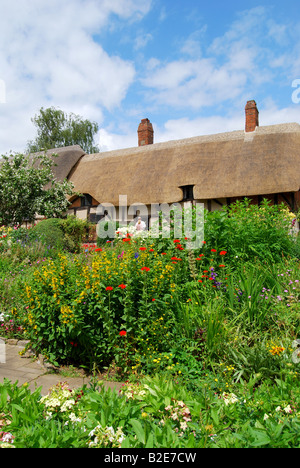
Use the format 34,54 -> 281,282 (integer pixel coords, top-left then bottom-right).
138,118 -> 154,146
245,100 -> 259,132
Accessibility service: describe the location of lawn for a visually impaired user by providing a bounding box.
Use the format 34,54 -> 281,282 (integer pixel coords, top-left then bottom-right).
0,200 -> 299,448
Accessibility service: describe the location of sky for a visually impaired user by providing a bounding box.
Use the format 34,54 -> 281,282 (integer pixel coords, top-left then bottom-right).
0,0 -> 300,155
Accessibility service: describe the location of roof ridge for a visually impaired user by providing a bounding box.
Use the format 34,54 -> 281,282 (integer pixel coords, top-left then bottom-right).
84,122 -> 300,161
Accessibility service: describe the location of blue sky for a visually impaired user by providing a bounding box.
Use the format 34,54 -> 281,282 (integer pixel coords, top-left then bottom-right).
0,0 -> 299,155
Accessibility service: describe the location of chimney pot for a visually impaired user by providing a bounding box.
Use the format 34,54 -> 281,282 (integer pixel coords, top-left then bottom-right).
138,118 -> 154,146
245,100 -> 259,132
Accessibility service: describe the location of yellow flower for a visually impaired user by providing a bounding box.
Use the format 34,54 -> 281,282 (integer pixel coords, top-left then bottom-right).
269,345 -> 285,356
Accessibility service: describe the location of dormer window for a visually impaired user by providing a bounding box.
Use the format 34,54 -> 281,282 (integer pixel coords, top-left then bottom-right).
180,185 -> 194,201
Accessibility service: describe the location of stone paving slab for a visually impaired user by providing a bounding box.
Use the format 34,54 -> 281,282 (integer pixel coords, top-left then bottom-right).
0,343 -> 124,396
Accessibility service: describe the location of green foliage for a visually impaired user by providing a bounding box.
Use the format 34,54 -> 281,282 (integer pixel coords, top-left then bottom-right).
0,199 -> 300,447
96,220 -> 120,247
59,216 -> 91,253
1,370 -> 300,448
30,219 -> 65,250
0,152 -> 74,226
204,198 -> 297,263
29,216 -> 91,253
26,106 -> 99,154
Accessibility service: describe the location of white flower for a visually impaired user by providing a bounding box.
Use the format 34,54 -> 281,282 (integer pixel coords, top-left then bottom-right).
1,433 -> 14,443
61,399 -> 75,412
69,413 -> 82,423
222,392 -> 239,405
284,405 -> 292,414
180,421 -> 188,431
0,313 -> 6,322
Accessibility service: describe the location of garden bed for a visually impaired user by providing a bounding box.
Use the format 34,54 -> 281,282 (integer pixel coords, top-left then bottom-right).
0,200 -> 299,448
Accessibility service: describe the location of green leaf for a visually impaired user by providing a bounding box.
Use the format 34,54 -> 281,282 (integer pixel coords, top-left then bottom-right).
129,419 -> 146,445
249,428 -> 271,447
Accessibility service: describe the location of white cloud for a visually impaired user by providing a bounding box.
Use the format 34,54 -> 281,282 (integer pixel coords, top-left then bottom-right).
99,127 -> 137,152
155,115 -> 243,143
141,6 -> 296,112
261,101 -> 300,126
0,0 -> 152,154
134,32 -> 153,50
142,56 -> 248,109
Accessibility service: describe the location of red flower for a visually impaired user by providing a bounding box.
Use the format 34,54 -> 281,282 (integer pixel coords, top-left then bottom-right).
161,253 -> 167,255
141,267 -> 150,271
198,280 -> 203,283
122,238 -> 131,242
118,284 -> 126,289
139,247 -> 147,251
152,298 -> 156,301
70,341 -> 78,347
95,248 -> 102,252
106,286 -> 113,291
119,330 -> 127,336
173,239 -> 180,243
220,250 -> 227,255
149,249 -> 154,252
219,264 -> 225,267
202,241 -> 206,244
211,249 -> 217,253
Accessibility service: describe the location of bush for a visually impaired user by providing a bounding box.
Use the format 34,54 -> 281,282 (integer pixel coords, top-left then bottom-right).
30,219 -> 64,250
204,199 -> 298,263
29,216 -> 92,253
59,216 -> 91,253
20,247 -> 180,370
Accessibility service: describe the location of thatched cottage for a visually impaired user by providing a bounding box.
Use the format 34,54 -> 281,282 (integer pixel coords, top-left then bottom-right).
46,100 -> 300,228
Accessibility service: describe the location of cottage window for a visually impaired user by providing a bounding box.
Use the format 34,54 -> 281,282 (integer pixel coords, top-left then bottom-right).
81,194 -> 93,207
180,185 -> 194,201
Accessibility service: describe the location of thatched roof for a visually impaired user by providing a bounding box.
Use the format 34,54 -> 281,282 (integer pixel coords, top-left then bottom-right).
33,145 -> 85,183
67,123 -> 300,205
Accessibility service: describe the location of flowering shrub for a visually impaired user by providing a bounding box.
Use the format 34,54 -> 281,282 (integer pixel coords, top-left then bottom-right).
0,431 -> 15,448
115,225 -> 150,240
88,425 -> 125,448
204,199 -> 299,263
160,399 -> 192,435
119,381 -> 148,400
40,382 -> 84,424
20,247 -> 188,368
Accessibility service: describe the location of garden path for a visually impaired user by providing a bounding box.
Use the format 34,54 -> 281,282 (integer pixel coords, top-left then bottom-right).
0,341 -> 124,396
